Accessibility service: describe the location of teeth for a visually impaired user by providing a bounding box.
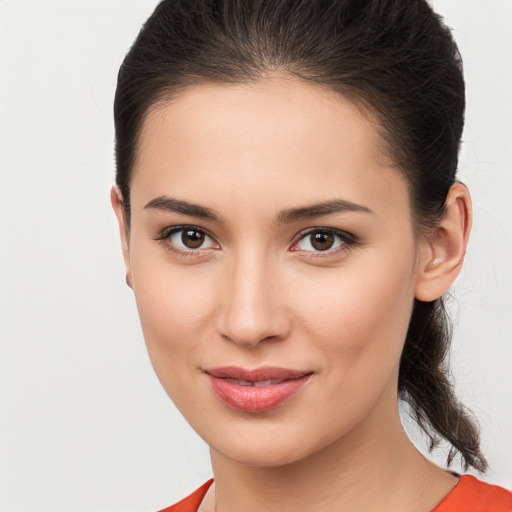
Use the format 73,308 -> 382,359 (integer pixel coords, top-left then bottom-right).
225,378 -> 284,386
253,379 -> 273,387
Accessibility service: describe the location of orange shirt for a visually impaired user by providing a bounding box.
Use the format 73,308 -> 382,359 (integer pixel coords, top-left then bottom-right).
159,475 -> 512,512
433,475 -> 512,512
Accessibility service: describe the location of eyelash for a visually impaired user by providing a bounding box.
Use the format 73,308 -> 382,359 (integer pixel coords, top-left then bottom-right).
154,225 -> 358,258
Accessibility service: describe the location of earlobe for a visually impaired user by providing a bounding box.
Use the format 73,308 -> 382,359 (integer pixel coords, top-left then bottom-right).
415,183 -> 472,302
110,186 -> 133,290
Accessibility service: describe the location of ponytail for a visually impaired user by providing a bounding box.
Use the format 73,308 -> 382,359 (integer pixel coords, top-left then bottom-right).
399,298 -> 488,471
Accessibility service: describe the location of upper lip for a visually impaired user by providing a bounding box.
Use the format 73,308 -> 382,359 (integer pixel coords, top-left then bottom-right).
204,366 -> 312,381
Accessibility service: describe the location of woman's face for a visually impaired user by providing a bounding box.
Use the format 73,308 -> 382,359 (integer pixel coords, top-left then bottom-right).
117,79 -> 429,466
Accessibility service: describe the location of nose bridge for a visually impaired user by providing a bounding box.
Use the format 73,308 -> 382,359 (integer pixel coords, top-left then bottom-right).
218,245 -> 288,347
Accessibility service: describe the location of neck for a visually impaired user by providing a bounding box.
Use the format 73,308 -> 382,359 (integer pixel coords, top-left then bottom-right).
207,391 -> 457,512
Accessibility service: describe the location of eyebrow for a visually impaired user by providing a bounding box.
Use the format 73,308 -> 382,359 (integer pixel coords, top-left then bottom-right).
143,196 -> 372,224
275,199 -> 373,225
144,196 -> 223,223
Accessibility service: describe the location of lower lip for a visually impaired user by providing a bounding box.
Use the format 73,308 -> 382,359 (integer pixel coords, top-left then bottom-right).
207,374 -> 312,413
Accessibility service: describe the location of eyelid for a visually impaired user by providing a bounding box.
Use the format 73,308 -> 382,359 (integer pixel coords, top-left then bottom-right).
154,224 -> 215,241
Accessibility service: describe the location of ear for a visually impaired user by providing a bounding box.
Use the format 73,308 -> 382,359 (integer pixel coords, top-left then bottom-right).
415,183 -> 472,302
110,186 -> 133,289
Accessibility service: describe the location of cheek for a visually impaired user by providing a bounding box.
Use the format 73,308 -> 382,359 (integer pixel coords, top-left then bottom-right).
293,250 -> 416,381
277,254 -> 416,446
129,247 -> 219,394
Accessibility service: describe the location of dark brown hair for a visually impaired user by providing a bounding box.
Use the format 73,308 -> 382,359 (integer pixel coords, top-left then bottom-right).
114,0 -> 487,471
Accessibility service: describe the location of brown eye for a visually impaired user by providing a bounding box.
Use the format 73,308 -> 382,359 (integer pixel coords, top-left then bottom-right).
164,227 -> 217,252
182,229 -> 205,249
294,228 -> 352,253
310,232 -> 335,251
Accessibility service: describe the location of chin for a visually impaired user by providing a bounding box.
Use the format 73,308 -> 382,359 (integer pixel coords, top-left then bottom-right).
197,408 -> 348,469
213,436 -> 314,468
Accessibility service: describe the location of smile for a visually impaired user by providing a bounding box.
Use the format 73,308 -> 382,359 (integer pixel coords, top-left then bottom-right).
205,366 -> 313,413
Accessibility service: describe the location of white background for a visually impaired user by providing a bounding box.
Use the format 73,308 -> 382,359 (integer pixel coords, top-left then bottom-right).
0,1 -> 511,511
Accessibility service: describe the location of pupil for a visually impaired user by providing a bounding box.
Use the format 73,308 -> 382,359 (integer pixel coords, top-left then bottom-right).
182,230 -> 204,249
311,232 -> 334,251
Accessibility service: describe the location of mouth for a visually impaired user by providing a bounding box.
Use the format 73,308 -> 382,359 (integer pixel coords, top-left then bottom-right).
204,366 -> 314,413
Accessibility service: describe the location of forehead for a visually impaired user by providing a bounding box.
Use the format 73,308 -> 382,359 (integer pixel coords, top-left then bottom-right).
131,78 -> 409,220
135,78 -> 386,170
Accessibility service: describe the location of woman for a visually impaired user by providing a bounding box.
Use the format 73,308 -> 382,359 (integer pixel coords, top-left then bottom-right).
111,0 -> 512,510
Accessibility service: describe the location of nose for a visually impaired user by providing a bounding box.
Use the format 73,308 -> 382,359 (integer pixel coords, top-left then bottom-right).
217,251 -> 291,348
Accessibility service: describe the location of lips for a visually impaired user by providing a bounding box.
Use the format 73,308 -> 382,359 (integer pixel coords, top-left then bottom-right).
205,366 -> 313,413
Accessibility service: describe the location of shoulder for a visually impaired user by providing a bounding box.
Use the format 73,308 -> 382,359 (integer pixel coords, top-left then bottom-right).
158,480 -> 214,512
433,474 -> 512,512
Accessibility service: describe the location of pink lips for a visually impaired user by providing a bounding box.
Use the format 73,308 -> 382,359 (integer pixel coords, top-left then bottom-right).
205,366 -> 313,413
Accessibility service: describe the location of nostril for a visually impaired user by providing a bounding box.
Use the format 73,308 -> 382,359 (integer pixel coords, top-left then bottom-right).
220,331 -> 277,347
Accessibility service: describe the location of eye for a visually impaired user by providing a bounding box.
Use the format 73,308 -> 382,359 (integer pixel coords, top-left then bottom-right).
293,228 -> 355,253
170,228 -> 215,250
155,226 -> 218,253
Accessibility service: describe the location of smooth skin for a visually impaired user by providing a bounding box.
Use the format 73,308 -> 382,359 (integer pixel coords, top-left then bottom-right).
112,78 -> 471,512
